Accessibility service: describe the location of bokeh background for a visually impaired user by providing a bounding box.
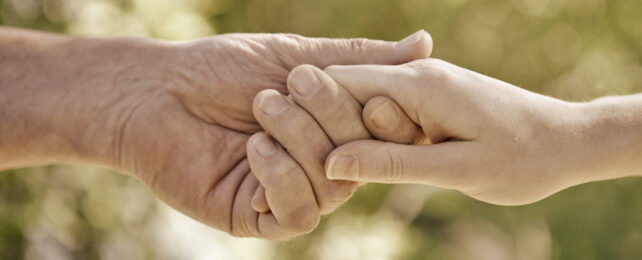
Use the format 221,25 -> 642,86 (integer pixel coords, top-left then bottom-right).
2,0 -> 642,259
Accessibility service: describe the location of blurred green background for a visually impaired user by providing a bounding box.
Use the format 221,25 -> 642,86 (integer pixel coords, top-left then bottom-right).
1,0 -> 642,259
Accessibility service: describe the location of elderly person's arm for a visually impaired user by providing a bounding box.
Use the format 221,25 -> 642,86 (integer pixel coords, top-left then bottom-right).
322,59 -> 642,206
0,27 -> 154,170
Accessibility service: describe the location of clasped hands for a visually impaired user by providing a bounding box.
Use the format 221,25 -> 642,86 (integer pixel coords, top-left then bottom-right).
242,57 -> 583,240
195,31 -> 596,240
35,29 -> 618,241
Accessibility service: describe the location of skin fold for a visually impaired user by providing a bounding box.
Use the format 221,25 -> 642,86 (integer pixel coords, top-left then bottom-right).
0,27 -> 433,240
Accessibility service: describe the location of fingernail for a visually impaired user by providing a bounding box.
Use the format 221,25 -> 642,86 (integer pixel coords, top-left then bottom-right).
326,154 -> 359,179
395,30 -> 426,48
259,92 -> 290,116
254,135 -> 277,156
290,67 -> 322,97
369,101 -> 399,131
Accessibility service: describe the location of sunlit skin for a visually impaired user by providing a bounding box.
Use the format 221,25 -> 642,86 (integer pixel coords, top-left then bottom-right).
318,59 -> 642,205
5,23 -> 642,242
247,65 -> 384,216
0,27 -> 433,240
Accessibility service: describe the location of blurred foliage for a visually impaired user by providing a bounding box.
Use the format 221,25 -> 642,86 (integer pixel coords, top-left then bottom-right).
1,0 -> 642,259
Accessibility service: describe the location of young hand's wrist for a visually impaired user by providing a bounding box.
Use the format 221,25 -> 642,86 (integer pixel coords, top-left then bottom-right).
573,96 -> 642,182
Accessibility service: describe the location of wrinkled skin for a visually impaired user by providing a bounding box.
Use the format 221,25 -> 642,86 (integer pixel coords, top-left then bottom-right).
111,32 -> 432,240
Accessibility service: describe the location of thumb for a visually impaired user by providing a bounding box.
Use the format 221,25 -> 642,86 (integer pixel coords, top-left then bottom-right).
362,96 -> 430,145
299,30 -> 432,68
324,61 -> 423,124
325,140 -> 478,189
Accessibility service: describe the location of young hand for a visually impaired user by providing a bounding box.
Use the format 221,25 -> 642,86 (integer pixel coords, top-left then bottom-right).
323,59 -> 642,205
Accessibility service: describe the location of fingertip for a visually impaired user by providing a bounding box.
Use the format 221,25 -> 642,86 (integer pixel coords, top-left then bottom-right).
247,132 -> 273,157
325,153 -> 359,180
418,30 -> 434,58
253,89 -> 291,120
251,186 -> 270,213
364,97 -> 400,131
287,65 -> 323,97
363,96 -> 423,144
394,30 -> 433,60
252,89 -> 273,118
325,152 -> 338,180
394,30 -> 424,48
246,132 -> 262,154
288,64 -> 318,83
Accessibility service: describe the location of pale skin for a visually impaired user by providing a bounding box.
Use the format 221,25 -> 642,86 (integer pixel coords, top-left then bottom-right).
247,59 -> 642,212
312,59 -> 642,205
0,26 -> 433,240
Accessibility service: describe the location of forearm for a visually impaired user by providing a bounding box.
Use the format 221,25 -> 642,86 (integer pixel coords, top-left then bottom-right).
574,94 -> 642,182
0,27 -> 175,170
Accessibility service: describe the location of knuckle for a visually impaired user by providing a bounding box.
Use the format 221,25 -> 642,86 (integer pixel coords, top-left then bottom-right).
296,217 -> 320,234
322,99 -> 354,121
407,59 -> 454,83
277,33 -> 305,46
287,114 -> 325,140
349,38 -> 371,58
231,219 -> 258,238
284,115 -> 314,135
426,68 -> 455,85
321,181 -> 359,207
255,159 -> 300,188
282,205 -> 320,233
383,148 -> 405,182
272,159 -> 300,178
282,33 -> 305,41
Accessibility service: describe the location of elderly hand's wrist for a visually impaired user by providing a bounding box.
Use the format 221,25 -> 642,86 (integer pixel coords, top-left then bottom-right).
0,30 -> 179,170
69,36 -> 181,170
